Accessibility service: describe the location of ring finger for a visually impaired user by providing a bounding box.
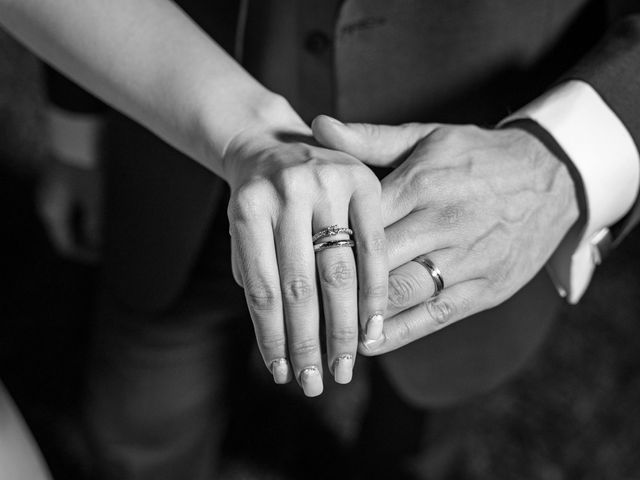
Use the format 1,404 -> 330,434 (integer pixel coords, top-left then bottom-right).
386,246 -> 484,318
312,211 -> 359,385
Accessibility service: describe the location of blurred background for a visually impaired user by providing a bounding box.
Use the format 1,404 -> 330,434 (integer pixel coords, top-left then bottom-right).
2,29 -> 640,480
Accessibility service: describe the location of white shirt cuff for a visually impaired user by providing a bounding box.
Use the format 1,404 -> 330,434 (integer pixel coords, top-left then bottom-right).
47,106 -> 104,169
501,80 -> 640,304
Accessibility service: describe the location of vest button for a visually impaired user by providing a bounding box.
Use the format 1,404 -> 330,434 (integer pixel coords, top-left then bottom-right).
304,31 -> 332,55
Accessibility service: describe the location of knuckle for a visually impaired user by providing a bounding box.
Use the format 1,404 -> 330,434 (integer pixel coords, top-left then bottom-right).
276,164 -> 318,200
290,337 -> 321,357
276,164 -> 304,191
424,297 -> 456,325
320,260 -> 355,289
409,168 -> 431,192
228,181 -> 272,221
437,204 -> 466,227
388,272 -> 418,309
358,234 -> 387,256
314,163 -> 343,186
245,282 -> 279,311
328,326 -> 358,344
362,282 -> 387,300
354,164 -> 381,186
397,316 -> 417,341
428,125 -> 453,143
257,332 -> 287,352
282,276 -> 315,305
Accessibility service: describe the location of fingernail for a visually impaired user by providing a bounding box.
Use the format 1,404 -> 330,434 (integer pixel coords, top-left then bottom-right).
333,354 -> 354,384
300,366 -> 323,397
271,358 -> 291,384
362,337 -> 383,350
365,313 -> 384,342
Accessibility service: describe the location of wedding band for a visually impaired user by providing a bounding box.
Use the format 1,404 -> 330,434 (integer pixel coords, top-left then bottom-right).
412,255 -> 444,297
312,225 -> 353,243
313,239 -> 355,253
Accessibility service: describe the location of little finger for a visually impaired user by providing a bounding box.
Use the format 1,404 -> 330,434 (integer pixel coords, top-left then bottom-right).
360,280 -> 487,355
231,219 -> 292,385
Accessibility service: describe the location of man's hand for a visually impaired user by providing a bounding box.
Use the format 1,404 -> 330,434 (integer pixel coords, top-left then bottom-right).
312,116 -> 579,355
37,158 -> 103,263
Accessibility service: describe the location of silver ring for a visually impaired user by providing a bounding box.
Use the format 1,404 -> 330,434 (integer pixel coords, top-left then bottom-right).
412,255 -> 444,296
312,225 -> 353,243
313,239 -> 355,253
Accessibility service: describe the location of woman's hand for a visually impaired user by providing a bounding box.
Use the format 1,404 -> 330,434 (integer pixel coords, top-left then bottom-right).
223,123 -> 388,396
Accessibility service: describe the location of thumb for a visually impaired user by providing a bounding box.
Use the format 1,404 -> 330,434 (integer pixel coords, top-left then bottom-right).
311,115 -> 439,167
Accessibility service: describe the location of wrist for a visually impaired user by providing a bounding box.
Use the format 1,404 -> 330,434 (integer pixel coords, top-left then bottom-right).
197,89 -> 308,181
507,126 -> 581,232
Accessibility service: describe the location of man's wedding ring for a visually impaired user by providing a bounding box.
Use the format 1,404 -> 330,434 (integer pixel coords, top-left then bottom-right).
412,255 -> 444,296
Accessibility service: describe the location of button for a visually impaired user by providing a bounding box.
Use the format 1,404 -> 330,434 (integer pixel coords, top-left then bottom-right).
304,31 -> 332,55
589,228 -> 612,265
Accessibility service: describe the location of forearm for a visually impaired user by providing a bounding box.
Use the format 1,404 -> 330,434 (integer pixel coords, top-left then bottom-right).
0,0 -> 302,177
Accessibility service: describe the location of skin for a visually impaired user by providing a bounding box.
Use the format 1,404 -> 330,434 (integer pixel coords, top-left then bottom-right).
312,116 -> 580,355
0,0 -> 388,395
224,126 -> 388,395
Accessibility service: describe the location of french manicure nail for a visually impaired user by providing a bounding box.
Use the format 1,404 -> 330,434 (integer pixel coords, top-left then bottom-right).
333,354 -> 354,384
300,366 -> 323,397
365,313 -> 384,342
271,358 -> 291,384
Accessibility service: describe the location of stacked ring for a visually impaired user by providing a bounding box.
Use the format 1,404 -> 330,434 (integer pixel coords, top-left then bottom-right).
312,225 -> 354,243
313,239 -> 355,253
312,225 -> 354,254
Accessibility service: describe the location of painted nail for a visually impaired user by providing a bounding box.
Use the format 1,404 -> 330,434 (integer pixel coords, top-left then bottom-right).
365,313 -> 384,342
300,366 -> 323,397
333,354 -> 354,384
271,358 -> 291,384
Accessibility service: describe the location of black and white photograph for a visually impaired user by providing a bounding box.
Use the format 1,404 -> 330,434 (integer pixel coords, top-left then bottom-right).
0,1 -> 640,479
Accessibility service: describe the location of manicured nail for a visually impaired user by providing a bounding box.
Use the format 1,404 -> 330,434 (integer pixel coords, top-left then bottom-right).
333,354 -> 353,384
365,313 -> 384,342
300,366 -> 323,397
271,358 -> 291,384
362,337 -> 383,350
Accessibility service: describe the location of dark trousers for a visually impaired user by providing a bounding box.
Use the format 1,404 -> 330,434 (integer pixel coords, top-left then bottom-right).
83,208 -> 430,480
83,207 -> 253,479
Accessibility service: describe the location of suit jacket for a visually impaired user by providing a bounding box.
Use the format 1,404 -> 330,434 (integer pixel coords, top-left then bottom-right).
48,0 -> 640,407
